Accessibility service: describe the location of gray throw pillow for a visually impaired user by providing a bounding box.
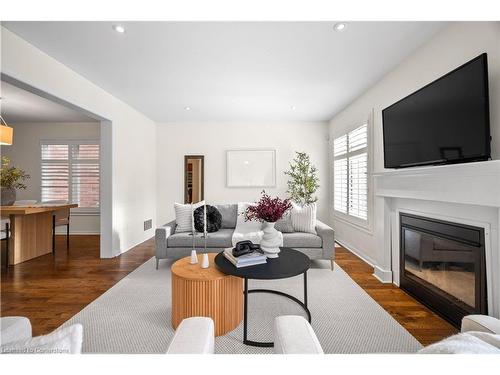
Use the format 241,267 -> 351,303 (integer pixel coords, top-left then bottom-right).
214,204 -> 238,229
275,212 -> 294,233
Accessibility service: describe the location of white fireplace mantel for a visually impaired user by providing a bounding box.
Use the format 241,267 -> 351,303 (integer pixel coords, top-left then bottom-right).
372,159 -> 500,318
373,160 -> 500,208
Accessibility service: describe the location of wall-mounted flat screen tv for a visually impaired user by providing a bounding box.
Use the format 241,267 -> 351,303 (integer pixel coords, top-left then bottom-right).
382,53 -> 491,169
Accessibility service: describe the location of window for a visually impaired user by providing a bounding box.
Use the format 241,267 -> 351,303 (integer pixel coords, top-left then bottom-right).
333,124 -> 368,222
41,140 -> 100,212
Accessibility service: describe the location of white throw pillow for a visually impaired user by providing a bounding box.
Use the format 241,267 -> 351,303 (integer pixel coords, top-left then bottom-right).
231,202 -> 264,246
0,324 -> 83,354
174,201 -> 204,233
290,202 -> 317,234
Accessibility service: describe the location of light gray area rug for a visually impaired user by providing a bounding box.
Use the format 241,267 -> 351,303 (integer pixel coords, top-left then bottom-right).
62,257 -> 422,354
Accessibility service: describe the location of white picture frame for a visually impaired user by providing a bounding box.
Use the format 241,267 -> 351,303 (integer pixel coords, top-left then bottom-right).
226,149 -> 276,187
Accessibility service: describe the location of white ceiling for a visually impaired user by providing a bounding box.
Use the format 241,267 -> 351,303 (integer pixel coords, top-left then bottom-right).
2,21 -> 446,122
1,81 -> 96,123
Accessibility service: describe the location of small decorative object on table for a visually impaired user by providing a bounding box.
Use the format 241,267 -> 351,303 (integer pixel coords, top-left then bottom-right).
244,191 -> 292,258
190,249 -> 198,264
201,253 -> 209,269
223,245 -> 267,268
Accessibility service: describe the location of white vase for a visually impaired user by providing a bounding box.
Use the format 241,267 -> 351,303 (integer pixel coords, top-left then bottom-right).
201,253 -> 209,269
190,249 -> 198,264
260,221 -> 281,258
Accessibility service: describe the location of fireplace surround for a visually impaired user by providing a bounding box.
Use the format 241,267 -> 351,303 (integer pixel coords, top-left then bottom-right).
400,213 -> 487,327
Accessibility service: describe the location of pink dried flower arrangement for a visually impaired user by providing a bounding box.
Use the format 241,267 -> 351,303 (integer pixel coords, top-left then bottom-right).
244,191 -> 292,223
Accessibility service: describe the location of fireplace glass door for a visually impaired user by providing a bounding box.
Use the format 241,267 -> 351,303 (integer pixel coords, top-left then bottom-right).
403,228 -> 477,309
400,213 -> 486,327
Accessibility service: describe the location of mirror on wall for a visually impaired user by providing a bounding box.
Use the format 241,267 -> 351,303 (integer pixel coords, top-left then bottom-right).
184,155 -> 204,203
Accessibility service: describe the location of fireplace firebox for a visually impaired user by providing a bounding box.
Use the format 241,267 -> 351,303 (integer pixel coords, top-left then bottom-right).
399,213 -> 487,328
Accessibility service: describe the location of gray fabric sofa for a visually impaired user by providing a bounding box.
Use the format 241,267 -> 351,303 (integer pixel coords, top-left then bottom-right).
155,203 -> 335,269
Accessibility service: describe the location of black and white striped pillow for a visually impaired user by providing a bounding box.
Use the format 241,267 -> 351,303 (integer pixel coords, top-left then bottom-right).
174,201 -> 205,233
290,202 -> 317,234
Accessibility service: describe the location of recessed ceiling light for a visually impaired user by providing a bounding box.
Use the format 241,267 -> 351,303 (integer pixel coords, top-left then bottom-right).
112,25 -> 126,34
291,106 -> 297,111
333,23 -> 347,32
184,106 -> 191,111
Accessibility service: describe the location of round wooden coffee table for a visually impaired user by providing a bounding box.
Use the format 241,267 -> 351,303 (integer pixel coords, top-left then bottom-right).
171,253 -> 243,336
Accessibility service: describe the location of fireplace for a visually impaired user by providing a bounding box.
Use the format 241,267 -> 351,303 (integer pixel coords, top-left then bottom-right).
399,213 -> 487,327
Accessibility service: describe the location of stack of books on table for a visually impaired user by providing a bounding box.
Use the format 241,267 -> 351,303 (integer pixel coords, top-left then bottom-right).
223,248 -> 267,268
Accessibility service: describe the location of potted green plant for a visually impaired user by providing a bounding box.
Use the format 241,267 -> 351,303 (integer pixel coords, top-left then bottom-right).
284,151 -> 320,206
1,156 -> 30,206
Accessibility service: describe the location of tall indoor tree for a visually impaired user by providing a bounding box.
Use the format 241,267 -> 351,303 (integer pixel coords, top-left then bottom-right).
284,151 -> 320,206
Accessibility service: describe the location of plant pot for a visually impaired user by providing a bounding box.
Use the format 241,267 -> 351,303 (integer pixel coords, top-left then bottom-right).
1,187 -> 16,206
260,221 -> 281,258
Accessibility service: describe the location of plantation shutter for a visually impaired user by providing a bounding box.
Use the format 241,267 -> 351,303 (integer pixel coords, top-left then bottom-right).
71,144 -> 100,208
333,135 -> 348,214
41,141 -> 100,210
41,144 -> 70,202
333,124 -> 368,221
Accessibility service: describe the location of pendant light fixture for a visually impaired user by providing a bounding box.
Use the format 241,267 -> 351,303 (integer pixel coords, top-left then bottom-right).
0,115 -> 13,145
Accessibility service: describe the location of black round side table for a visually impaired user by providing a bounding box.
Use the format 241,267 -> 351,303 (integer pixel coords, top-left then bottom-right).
215,247 -> 311,347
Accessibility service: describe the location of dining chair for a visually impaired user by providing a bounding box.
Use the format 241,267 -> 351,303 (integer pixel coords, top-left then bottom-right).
13,200 -> 38,206
44,200 -> 71,253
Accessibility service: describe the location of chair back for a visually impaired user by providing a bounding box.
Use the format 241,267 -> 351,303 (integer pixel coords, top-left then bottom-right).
44,200 -> 71,225
13,200 -> 38,206
54,208 -> 70,222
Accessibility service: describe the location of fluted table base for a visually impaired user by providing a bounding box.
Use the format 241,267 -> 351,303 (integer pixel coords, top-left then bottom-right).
171,253 -> 243,336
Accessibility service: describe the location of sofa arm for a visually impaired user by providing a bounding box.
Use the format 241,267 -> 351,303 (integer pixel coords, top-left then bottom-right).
461,315 -> 500,334
155,220 -> 176,259
316,220 -> 334,261
167,317 -> 215,354
0,317 -> 32,346
274,315 -> 323,354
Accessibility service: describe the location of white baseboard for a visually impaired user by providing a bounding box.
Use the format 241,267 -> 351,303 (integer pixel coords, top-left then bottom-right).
54,231 -> 100,235
373,265 -> 393,283
112,234 -> 155,257
335,237 -> 377,268
335,237 -> 393,284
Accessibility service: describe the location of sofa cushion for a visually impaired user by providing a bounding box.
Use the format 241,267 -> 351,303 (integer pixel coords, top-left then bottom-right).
214,204 -> 237,229
168,229 -> 233,248
283,232 -> 322,248
275,212 -> 294,233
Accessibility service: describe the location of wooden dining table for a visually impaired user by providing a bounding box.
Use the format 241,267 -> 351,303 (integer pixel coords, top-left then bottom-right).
1,204 -> 78,265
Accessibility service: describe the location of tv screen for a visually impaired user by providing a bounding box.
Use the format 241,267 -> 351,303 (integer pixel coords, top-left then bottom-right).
382,53 -> 491,169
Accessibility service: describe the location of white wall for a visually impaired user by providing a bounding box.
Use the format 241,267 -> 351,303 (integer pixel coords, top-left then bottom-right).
1,27 -> 157,256
2,122 -> 100,234
156,121 -> 329,225
329,22 -> 500,267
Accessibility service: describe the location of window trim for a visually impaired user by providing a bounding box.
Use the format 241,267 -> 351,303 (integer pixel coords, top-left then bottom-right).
332,112 -> 373,232
40,139 -> 100,215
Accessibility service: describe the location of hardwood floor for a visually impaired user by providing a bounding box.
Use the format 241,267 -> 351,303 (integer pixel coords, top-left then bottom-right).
335,245 -> 458,345
1,235 -> 154,336
1,236 -> 456,345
